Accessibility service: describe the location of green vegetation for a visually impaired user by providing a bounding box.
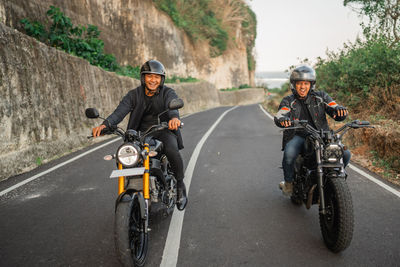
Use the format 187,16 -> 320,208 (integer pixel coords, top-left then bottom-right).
315,37 -> 400,116
21,6 -> 118,71
220,84 -> 252,91
152,0 -> 227,56
370,150 -> 398,179
314,1 -> 400,119
21,6 -> 197,82
165,76 -> 198,83
35,157 -> 42,166
344,0 -> 400,45
152,0 -> 257,70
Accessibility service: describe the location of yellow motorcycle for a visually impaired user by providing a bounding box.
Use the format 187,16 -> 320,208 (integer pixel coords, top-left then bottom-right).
85,98 -> 184,266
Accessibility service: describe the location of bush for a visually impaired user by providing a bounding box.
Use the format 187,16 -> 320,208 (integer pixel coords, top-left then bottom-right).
21,6 -> 119,71
315,36 -> 400,117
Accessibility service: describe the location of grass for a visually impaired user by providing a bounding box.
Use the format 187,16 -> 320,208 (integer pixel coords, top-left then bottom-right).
220,84 -> 253,91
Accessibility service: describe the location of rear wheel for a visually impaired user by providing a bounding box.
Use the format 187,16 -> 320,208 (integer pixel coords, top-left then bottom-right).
115,195 -> 148,266
319,178 -> 354,253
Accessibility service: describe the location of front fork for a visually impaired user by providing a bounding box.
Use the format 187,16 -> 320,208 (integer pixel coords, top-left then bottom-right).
143,143 -> 150,233
117,144 -> 151,233
315,141 -> 326,215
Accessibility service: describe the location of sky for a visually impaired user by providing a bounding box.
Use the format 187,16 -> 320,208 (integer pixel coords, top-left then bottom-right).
247,0 -> 364,72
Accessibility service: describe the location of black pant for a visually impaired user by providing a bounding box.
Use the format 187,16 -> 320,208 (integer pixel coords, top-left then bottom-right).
150,130 -> 184,181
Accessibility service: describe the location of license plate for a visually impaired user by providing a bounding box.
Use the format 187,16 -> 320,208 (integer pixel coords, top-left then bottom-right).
109,167 -> 145,178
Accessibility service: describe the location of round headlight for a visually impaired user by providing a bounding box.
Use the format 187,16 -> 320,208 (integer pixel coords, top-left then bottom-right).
323,144 -> 343,163
116,143 -> 140,167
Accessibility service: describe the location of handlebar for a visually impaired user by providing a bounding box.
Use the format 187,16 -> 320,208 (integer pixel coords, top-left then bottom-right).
87,121 -> 184,140
284,119 -> 374,140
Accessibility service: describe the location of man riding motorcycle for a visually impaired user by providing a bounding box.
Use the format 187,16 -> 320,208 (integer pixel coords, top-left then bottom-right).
92,59 -> 188,210
274,65 -> 350,196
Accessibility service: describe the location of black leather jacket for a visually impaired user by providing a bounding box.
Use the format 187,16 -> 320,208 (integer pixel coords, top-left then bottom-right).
103,85 -> 184,149
274,91 -> 346,150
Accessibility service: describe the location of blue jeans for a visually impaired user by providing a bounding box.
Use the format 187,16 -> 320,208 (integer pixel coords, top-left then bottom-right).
282,135 -> 351,182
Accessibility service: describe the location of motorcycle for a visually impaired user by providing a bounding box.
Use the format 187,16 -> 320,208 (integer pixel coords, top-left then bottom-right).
288,119 -> 373,253
85,98 -> 184,266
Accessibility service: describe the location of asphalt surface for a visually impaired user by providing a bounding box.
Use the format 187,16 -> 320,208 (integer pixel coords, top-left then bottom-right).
1,104 -> 399,266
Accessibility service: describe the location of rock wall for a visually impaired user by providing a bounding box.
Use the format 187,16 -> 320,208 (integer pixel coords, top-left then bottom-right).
0,23 -> 264,181
0,0 -> 252,89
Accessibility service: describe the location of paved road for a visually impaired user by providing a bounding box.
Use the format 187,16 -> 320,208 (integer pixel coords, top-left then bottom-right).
1,104 -> 399,266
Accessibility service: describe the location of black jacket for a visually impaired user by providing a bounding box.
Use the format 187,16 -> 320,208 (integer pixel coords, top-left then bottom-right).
274,91 -> 346,150
103,85 -> 184,149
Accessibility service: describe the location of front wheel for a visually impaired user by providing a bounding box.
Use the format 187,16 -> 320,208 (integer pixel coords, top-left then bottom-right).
114,195 -> 148,266
319,178 -> 354,253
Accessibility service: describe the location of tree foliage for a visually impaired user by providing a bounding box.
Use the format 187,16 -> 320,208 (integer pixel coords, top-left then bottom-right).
344,0 -> 400,45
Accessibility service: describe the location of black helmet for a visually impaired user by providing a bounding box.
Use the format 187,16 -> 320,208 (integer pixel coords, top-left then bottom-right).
290,65 -> 316,94
140,60 -> 166,88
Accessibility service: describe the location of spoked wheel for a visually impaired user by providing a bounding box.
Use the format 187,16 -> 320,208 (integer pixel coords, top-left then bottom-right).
115,195 -> 148,266
319,178 -> 354,253
163,159 -> 177,215
166,177 -> 177,215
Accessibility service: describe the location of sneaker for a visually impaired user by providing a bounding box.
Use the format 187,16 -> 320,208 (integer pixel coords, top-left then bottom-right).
176,182 -> 188,211
279,181 -> 293,196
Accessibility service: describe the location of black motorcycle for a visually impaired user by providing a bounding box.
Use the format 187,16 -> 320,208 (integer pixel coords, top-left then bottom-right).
289,119 -> 373,253
85,98 -> 184,266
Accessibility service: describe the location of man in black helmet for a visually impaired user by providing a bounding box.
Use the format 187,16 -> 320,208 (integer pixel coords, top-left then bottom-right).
92,60 -> 188,210
274,65 -> 350,196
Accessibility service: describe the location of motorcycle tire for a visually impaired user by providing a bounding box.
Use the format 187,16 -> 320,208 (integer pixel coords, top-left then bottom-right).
319,178 -> 354,253
114,195 -> 148,267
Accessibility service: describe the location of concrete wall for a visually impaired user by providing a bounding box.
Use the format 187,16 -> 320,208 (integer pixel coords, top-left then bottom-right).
0,23 -> 264,181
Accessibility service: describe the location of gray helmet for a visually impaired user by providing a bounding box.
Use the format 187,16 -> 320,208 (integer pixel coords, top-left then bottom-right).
290,65 -> 316,94
140,60 -> 166,88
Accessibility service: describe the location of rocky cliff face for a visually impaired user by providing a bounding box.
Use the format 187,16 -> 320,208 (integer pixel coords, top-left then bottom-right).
0,0 -> 252,88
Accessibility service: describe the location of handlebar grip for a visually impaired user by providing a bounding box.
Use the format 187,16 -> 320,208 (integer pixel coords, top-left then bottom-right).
353,120 -> 370,126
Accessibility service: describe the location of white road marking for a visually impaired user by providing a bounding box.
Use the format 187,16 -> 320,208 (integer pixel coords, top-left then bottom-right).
181,106 -> 226,119
348,164 -> 400,198
258,103 -> 400,199
160,106 -> 238,267
0,138 -> 120,197
258,104 -> 274,120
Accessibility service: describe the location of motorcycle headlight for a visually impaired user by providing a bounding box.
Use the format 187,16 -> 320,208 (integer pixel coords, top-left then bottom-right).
323,144 -> 343,163
116,143 -> 140,167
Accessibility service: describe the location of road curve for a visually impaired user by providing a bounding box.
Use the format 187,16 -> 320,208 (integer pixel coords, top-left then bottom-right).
0,104 -> 399,266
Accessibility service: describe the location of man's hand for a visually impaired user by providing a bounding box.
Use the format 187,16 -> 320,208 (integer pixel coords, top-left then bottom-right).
279,117 -> 291,128
333,106 -> 348,119
92,124 -> 106,138
168,118 -> 181,131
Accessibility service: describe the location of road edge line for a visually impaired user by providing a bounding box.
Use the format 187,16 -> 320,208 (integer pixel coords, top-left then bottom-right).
0,138 -> 120,197
160,106 -> 238,267
258,103 -> 400,199
348,164 -> 400,198
258,103 -> 274,120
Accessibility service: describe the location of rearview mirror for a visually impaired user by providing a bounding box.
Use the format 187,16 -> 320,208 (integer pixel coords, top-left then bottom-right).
85,108 -> 99,119
168,98 -> 184,110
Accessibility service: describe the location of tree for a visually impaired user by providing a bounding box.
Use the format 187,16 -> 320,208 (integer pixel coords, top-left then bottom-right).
344,0 -> 400,45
